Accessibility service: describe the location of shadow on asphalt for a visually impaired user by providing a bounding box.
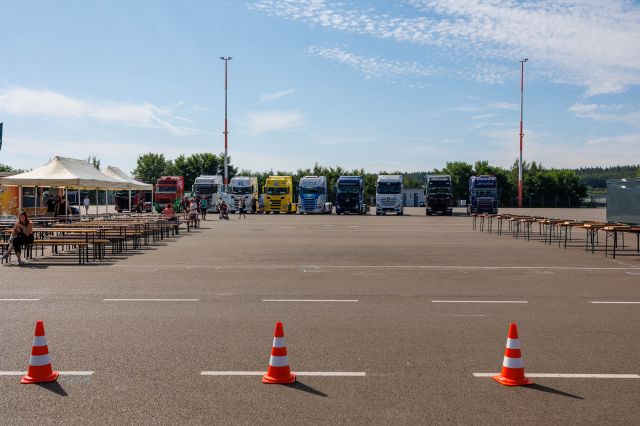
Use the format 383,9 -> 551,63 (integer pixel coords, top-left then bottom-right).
285,381 -> 327,397
525,383 -> 583,400
36,381 -> 68,396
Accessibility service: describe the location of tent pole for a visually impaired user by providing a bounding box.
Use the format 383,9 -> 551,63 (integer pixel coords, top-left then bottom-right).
64,188 -> 68,219
129,189 -> 132,214
18,186 -> 23,213
78,188 -> 81,215
96,189 -> 99,217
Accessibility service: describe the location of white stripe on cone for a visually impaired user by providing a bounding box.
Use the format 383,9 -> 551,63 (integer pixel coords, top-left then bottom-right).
32,336 -> 48,347
29,354 -> 52,367
272,337 -> 286,348
505,338 -> 520,349
269,355 -> 289,367
502,356 -> 524,369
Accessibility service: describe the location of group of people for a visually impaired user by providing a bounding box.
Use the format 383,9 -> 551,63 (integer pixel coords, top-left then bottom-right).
45,195 -> 72,217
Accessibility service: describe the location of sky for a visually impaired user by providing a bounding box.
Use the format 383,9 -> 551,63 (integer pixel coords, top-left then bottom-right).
1,0 -> 639,175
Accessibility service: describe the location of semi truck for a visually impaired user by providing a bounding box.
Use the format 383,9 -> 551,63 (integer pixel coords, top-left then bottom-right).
468,175 -> 498,215
221,176 -> 259,213
425,175 -> 454,216
376,175 -> 404,215
193,175 -> 224,213
298,176 -> 332,214
263,176 -> 297,214
154,176 -> 185,212
335,176 -> 367,214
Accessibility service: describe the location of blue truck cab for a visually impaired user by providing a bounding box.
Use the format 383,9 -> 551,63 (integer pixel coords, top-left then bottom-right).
298,176 -> 331,214
335,176 -> 367,214
468,175 -> 498,215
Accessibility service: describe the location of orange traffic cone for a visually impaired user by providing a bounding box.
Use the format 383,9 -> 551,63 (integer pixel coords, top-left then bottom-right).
493,323 -> 533,386
21,320 -> 59,384
262,322 -> 296,384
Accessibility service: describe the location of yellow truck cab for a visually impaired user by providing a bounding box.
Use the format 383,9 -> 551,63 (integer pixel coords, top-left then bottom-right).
263,176 -> 297,214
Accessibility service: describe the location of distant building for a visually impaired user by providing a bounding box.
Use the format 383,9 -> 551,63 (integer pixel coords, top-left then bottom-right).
402,187 -> 425,207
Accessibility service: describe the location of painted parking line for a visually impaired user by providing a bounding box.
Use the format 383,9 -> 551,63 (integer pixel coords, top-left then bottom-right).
110,265 -> 640,271
0,371 -> 94,376
473,373 -> 640,379
591,301 -> 640,304
201,371 -> 366,377
103,299 -> 200,302
262,299 -> 359,303
432,300 -> 528,304
0,299 -> 40,301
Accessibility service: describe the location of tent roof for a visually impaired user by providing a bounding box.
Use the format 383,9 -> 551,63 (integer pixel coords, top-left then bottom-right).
102,166 -> 153,190
0,156 -> 128,189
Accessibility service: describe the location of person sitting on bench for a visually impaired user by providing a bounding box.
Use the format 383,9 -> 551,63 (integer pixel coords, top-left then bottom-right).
2,211 -> 34,266
163,204 -> 178,224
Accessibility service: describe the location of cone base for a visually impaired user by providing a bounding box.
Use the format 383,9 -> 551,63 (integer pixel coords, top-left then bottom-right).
21,371 -> 59,384
262,373 -> 296,384
492,374 -> 533,387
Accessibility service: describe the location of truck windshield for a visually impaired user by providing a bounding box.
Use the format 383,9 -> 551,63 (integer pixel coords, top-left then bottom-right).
428,181 -> 450,193
157,186 -> 176,193
300,187 -> 322,195
231,187 -> 252,195
266,187 -> 288,195
475,188 -> 497,196
377,182 -> 402,194
194,184 -> 216,194
338,184 -> 359,194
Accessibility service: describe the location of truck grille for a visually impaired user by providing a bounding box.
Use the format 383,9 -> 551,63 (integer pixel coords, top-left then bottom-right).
302,199 -> 316,211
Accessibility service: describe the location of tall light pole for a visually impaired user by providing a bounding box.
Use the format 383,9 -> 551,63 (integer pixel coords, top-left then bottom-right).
220,56 -> 232,187
518,58 -> 528,208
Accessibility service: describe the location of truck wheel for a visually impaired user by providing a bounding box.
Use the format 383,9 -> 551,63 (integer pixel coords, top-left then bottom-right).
427,211 -> 432,216
376,212 -> 381,216
397,211 -> 403,216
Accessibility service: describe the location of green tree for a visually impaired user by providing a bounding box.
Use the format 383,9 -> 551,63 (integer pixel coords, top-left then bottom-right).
132,153 -> 170,184
0,164 -> 15,172
87,155 -> 101,170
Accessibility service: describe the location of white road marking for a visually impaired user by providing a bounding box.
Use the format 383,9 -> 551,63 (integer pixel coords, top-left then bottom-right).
102,299 -> 200,302
109,265 -> 640,271
0,371 -> 94,376
432,300 -> 528,304
473,373 -> 640,379
201,371 -> 366,377
0,299 -> 39,301
262,299 -> 359,303
591,301 -> 640,304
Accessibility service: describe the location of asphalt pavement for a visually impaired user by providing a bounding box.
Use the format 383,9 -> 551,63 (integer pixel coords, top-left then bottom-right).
1,207 -> 638,425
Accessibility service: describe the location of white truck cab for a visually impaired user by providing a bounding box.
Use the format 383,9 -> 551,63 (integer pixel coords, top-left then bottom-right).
376,175 -> 404,216
193,175 -> 223,213
221,176 -> 259,213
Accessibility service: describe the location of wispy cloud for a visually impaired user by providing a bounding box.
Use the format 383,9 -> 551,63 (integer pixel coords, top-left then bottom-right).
258,88 -> 296,104
251,0 -> 640,95
569,103 -> 640,126
245,110 -> 306,135
0,86 -> 196,135
585,133 -> 640,146
472,113 -> 499,120
305,46 -> 439,81
488,101 -> 518,111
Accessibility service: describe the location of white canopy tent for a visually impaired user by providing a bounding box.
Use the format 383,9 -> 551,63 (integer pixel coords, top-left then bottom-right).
102,166 -> 153,212
0,156 -> 128,213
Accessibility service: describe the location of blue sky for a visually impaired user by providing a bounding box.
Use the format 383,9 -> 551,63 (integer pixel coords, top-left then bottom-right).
1,0 -> 639,174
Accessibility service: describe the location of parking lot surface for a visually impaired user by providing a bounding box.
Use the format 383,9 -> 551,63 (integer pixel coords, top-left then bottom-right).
1,208 -> 638,425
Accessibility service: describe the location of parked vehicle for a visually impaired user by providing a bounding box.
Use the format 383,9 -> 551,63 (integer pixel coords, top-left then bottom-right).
220,176 -> 259,213
193,175 -> 223,213
335,176 -> 367,214
425,175 -> 454,216
298,176 -> 332,214
263,176 -> 297,214
376,175 -> 404,215
115,190 -> 152,213
154,176 -> 185,212
468,175 -> 498,215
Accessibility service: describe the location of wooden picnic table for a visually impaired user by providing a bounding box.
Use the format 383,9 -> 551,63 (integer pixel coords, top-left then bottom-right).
603,225 -> 640,259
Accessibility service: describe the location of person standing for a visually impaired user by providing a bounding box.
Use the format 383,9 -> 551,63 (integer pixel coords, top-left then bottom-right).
46,195 -> 56,217
2,211 -> 34,266
251,196 -> 257,214
200,197 -> 208,220
239,198 -> 247,219
83,195 -> 90,215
